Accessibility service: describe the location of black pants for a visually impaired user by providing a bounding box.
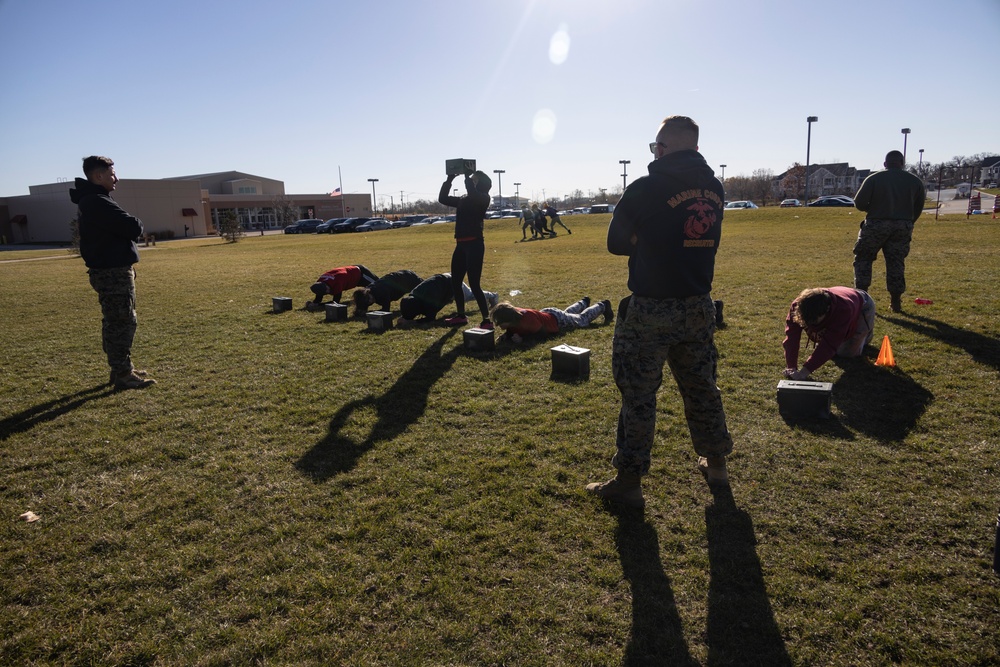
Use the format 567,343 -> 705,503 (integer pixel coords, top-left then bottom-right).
450,239 -> 489,318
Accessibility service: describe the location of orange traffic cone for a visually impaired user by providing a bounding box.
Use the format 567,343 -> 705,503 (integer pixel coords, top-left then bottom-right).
875,335 -> 896,367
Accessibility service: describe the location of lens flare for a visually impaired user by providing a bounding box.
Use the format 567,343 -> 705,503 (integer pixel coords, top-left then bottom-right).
549,24 -> 570,65
532,109 -> 557,144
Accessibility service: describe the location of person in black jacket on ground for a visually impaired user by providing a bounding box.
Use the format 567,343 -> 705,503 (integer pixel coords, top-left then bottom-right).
351,269 -> 423,317
69,156 -> 156,390
398,273 -> 498,323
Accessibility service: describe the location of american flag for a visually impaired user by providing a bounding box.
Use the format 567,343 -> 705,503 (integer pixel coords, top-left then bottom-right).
330,187 -> 341,197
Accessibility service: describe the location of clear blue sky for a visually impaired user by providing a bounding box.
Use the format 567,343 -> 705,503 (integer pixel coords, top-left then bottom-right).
1,0 -> 997,204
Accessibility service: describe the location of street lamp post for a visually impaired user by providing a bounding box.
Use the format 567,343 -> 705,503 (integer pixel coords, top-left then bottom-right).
493,169 -> 505,209
901,128 -> 911,164
513,182 -> 521,208
368,178 -> 379,216
619,160 -> 630,190
918,149 -> 924,179
804,116 -> 818,204
719,165 -> 727,197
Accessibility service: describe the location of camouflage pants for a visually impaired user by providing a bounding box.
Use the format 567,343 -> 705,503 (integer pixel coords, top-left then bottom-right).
853,218 -> 914,296
611,294 -> 733,476
88,266 -> 137,375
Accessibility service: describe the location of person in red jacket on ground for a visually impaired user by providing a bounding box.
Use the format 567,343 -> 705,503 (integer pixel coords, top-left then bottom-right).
782,286 -> 876,379
490,297 -> 613,343
306,265 -> 378,310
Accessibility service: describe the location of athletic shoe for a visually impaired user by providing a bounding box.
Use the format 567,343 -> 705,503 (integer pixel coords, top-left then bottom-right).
581,296 -> 591,307
479,320 -> 494,330
443,315 -> 468,326
600,299 -> 614,324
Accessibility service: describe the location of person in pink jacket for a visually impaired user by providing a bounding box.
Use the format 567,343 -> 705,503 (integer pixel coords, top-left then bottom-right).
783,286 -> 876,379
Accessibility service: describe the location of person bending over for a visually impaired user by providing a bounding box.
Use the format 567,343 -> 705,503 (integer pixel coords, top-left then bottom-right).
351,269 -> 422,317
398,273 -> 498,323
491,297 -> 612,343
307,265 -> 378,310
783,286 -> 876,380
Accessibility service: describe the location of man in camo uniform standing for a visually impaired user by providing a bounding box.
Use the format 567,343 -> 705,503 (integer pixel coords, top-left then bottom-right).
70,156 -> 156,390
586,116 -> 733,509
852,150 -> 925,313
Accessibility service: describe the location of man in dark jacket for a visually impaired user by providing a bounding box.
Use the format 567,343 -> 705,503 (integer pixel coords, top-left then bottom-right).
586,116 -> 734,508
70,156 -> 155,390
438,169 -> 492,327
852,150 -> 925,312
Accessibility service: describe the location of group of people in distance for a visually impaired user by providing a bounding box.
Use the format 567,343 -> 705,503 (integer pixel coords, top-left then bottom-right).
520,203 -> 571,241
72,114 -> 924,517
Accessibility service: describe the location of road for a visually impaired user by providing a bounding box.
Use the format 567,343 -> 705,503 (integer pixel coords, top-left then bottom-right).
927,188 -> 997,216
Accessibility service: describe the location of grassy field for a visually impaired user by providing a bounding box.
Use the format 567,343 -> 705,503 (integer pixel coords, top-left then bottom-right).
2,209 -> 998,666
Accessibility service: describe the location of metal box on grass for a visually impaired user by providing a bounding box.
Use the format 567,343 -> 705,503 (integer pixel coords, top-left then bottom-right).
366,310 -> 394,332
776,380 -> 833,418
463,327 -> 495,351
272,297 -> 292,313
551,344 -> 590,379
325,302 -> 348,322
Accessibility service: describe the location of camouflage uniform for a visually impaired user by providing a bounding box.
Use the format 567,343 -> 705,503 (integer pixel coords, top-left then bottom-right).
611,294 -> 733,475
88,266 -> 138,376
852,218 -> 913,296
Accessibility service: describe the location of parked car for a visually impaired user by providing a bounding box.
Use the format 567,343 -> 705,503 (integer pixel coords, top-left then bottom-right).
724,201 -> 758,209
589,204 -> 613,214
807,195 -> 854,207
779,199 -> 801,208
316,218 -> 345,233
283,218 -> 324,234
355,218 -> 393,232
392,215 -> 428,228
331,217 -> 370,233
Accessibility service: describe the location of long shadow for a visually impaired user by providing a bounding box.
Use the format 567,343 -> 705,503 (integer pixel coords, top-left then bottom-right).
830,355 -> 933,442
0,384 -> 114,442
882,311 -> 1000,372
295,329 -> 461,481
612,506 -> 697,667
705,486 -> 790,666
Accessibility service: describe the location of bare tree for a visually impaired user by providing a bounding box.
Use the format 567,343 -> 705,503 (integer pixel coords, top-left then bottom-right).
219,210 -> 244,243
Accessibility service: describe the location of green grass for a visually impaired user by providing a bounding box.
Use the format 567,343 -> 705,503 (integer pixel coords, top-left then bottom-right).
2,210 -> 998,665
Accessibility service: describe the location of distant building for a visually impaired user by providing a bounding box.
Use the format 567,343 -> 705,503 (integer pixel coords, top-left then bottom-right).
979,156 -> 1000,186
0,170 -> 372,244
772,162 -> 870,201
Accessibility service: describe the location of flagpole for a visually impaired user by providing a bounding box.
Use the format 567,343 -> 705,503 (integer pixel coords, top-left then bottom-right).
338,166 -> 345,217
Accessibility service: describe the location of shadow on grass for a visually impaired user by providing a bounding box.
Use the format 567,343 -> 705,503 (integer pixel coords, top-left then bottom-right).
831,355 -> 933,442
0,384 -> 114,442
706,485 -> 791,666
295,328 -> 461,481
611,506 -> 697,666
882,311 -> 1000,372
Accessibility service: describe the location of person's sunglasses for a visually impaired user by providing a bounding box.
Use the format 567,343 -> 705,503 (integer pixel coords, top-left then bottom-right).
649,142 -> 666,154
